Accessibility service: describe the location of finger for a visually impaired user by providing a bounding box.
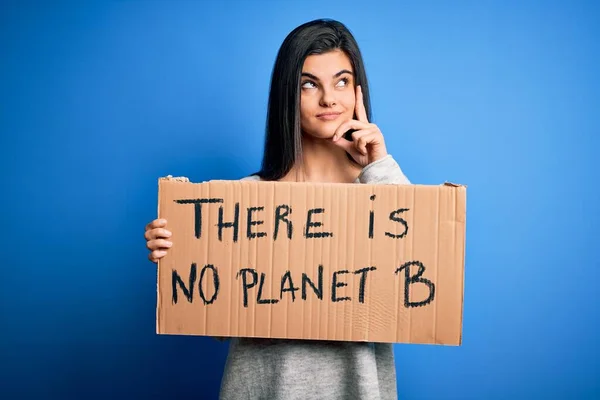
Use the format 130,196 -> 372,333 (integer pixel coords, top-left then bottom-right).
149,249 -> 167,263
355,131 -> 380,156
145,227 -> 172,241
147,227 -> 172,240
351,127 -> 380,140
331,136 -> 364,160
350,127 -> 378,142
146,238 -> 173,251
332,119 -> 371,141
355,85 -> 369,123
145,218 -> 167,232
353,131 -> 372,156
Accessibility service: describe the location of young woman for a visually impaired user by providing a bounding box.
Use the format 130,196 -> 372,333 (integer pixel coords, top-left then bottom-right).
145,19 -> 410,400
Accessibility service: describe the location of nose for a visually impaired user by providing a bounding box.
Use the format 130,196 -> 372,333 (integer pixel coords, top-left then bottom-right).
319,86 -> 337,107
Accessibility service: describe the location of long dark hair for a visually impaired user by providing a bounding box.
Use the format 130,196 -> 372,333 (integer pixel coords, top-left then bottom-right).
255,19 -> 372,181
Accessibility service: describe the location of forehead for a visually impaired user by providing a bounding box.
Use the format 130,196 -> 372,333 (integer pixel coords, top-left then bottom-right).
302,49 -> 353,76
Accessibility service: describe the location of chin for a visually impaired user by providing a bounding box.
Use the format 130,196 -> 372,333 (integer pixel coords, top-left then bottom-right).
312,131 -> 336,140
313,122 -> 345,139
303,127 -> 335,140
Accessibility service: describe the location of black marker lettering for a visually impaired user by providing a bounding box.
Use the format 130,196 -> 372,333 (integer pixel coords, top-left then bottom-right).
257,273 -> 279,304
369,195 -> 376,239
218,202 -> 240,242
247,206 -> 267,239
274,205 -> 293,240
280,271 -> 299,301
195,203 -> 201,239
172,263 -> 197,304
198,264 -> 219,305
331,270 -> 351,302
304,208 -> 332,238
174,198 -> 223,239
354,266 -> 377,303
236,268 -> 258,307
385,208 -> 409,239
395,261 -> 435,307
302,265 -> 323,300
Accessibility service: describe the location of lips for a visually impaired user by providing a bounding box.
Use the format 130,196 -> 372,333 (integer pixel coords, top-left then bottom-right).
316,112 -> 342,121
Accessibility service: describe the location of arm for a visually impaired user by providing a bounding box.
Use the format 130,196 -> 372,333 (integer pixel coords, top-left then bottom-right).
358,154 -> 411,185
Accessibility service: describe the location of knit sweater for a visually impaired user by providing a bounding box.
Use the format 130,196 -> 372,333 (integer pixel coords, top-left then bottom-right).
219,155 -> 411,400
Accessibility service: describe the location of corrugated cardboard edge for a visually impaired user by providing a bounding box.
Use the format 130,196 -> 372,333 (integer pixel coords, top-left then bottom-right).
442,181 -> 467,188
440,180 -> 467,345
446,181 -> 466,345
156,175 -> 190,334
461,183 -> 467,345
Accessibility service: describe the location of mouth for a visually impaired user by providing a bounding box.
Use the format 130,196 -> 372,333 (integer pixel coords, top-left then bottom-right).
316,112 -> 342,121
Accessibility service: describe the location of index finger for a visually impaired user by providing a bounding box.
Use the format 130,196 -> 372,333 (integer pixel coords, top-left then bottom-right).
146,218 -> 167,231
355,85 -> 369,123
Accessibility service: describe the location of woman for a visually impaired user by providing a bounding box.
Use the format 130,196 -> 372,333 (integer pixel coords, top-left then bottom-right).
145,19 -> 410,400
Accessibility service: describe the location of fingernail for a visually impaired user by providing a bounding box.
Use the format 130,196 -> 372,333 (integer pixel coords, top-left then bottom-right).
166,241 -> 173,247
158,218 -> 166,224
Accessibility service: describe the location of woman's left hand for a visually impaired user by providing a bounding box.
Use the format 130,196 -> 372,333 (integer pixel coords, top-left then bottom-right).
331,85 -> 388,167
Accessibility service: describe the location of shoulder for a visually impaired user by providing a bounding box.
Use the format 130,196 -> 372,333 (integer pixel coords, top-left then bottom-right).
240,174 -> 262,181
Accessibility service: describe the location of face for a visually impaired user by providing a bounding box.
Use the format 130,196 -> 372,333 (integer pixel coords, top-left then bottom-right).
299,50 -> 356,139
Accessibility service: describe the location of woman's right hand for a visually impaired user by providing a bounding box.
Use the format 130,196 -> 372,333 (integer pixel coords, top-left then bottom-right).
145,218 -> 173,263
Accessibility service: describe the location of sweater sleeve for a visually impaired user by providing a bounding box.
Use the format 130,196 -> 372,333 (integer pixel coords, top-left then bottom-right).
357,154 -> 411,184
241,174 -> 261,181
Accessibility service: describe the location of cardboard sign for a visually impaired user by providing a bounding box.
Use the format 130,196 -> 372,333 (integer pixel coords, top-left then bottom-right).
156,177 -> 466,345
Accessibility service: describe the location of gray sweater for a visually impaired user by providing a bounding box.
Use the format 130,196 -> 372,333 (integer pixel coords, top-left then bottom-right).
219,155 -> 411,400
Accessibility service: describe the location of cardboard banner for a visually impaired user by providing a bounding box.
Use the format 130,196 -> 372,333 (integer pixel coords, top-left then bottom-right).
156,177 -> 466,345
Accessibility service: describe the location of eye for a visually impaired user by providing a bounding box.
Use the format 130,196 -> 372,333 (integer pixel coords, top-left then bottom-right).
302,81 -> 317,89
336,77 -> 350,87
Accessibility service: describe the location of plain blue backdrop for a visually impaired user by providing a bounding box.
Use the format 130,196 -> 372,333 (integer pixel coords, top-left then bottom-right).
1,1 -> 598,399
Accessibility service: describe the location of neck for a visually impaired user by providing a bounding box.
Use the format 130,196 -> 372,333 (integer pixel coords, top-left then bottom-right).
281,134 -> 361,183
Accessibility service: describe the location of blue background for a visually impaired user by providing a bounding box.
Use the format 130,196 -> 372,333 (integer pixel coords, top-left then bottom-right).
1,1 -> 598,399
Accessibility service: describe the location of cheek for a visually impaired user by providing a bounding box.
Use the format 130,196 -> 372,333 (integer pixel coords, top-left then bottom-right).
299,96 -> 316,134
300,94 -> 316,121
342,91 -> 356,114
300,96 -> 310,121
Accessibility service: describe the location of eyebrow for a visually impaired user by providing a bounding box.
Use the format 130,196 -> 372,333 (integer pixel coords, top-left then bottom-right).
301,69 -> 353,81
